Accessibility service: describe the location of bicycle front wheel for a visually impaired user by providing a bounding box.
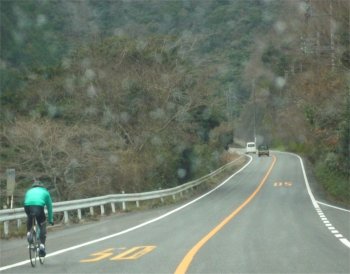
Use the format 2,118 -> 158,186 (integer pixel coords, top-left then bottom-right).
29,242 -> 37,267
28,229 -> 37,267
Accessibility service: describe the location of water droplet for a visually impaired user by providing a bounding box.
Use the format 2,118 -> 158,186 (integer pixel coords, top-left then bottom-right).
177,168 -> 187,179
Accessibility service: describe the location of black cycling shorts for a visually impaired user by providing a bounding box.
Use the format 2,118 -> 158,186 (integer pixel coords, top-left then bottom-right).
24,205 -> 46,225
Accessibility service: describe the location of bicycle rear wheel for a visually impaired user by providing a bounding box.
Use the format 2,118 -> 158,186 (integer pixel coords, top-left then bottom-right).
28,229 -> 37,267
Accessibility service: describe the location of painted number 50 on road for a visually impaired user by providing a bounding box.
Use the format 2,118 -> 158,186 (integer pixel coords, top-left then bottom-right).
80,246 -> 156,262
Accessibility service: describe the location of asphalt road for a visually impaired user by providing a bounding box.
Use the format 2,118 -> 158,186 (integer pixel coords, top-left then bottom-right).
1,151 -> 349,273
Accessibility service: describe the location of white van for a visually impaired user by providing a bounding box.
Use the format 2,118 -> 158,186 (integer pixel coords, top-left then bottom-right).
246,142 -> 256,154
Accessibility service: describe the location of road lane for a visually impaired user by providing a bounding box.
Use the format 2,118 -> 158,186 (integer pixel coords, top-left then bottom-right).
183,152 -> 350,273
174,155 -> 276,273
1,151 -> 349,273
0,156 -> 256,273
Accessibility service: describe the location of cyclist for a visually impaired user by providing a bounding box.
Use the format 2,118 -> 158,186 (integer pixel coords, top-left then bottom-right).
24,179 -> 53,257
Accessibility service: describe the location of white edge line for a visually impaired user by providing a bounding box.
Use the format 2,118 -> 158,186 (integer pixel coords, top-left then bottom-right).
293,153 -> 319,209
316,201 -> 350,213
340,238 -> 350,248
276,151 -> 350,213
0,156 -> 253,272
285,151 -> 350,250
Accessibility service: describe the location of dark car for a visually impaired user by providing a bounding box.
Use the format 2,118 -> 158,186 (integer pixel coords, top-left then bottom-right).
258,144 -> 269,157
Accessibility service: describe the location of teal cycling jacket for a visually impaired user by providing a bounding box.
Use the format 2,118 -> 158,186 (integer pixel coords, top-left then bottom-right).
24,187 -> 53,223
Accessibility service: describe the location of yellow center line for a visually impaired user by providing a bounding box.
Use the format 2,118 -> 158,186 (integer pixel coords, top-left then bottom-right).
174,155 -> 277,274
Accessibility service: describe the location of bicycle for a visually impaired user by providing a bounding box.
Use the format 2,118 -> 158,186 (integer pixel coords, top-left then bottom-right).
28,214 -> 45,267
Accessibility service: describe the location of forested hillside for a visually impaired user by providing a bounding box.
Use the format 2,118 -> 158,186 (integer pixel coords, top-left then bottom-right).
235,0 -> 349,204
1,0 -> 349,205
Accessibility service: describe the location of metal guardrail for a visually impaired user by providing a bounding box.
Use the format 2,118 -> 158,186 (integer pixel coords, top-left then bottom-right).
0,155 -> 245,237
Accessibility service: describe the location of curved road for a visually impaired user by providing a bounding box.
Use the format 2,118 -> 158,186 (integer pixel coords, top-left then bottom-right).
1,151 -> 349,273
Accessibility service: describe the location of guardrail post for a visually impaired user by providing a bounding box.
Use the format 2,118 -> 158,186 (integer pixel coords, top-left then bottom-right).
100,205 -> 105,215
111,203 -> 115,213
159,188 -> 164,203
17,219 -> 22,229
77,209 -> 82,220
64,211 -> 69,224
122,201 -> 126,211
136,200 -> 139,208
90,207 -> 94,216
172,194 -> 176,201
122,191 -> 126,211
4,221 -> 9,237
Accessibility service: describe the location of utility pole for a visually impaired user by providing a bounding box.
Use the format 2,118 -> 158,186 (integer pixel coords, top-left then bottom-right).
252,79 -> 256,144
330,0 -> 335,71
302,0 -> 336,71
225,87 -> 235,145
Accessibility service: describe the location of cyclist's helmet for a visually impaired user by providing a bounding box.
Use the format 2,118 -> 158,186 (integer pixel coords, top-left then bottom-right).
32,179 -> 44,187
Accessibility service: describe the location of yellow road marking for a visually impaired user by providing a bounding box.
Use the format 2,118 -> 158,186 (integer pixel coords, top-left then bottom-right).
174,155 -> 277,274
110,246 -> 156,260
284,182 -> 293,187
80,246 -> 156,262
80,248 -> 114,262
273,181 -> 293,187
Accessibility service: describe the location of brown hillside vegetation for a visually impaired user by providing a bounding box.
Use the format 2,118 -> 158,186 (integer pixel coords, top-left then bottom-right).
1,37 -> 231,203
